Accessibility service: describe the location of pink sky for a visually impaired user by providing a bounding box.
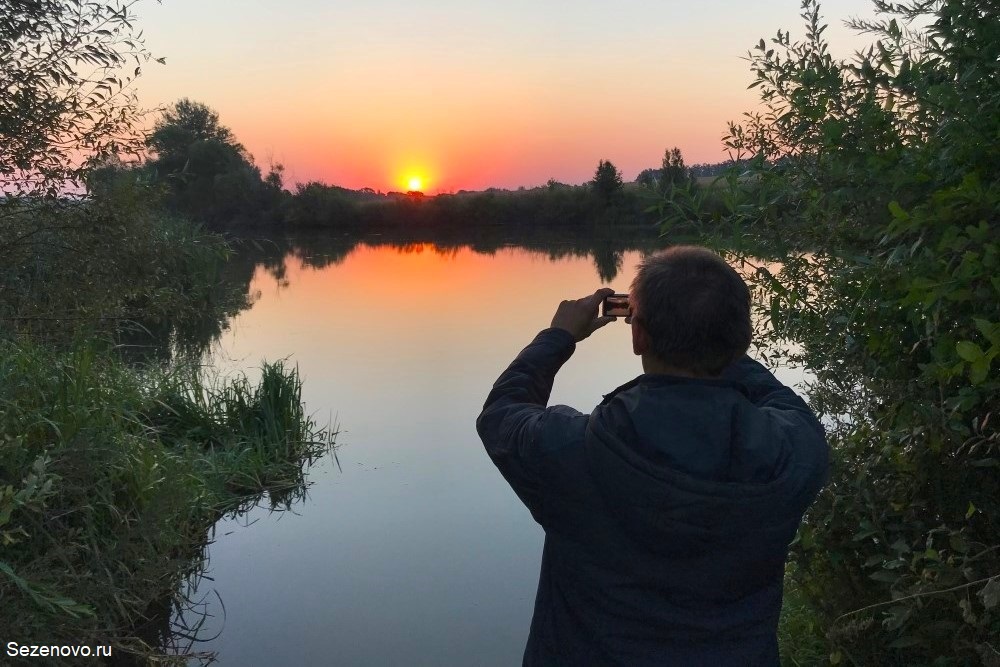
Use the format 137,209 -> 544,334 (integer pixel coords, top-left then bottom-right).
137,0 -> 878,193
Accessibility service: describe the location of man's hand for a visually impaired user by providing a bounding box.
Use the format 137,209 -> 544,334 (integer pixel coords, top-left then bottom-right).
551,288 -> 618,342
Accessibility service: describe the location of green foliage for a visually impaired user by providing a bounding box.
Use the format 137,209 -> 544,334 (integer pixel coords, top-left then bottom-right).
704,1 -> 1000,663
0,0 -> 153,197
0,340 -> 334,659
0,4 -> 248,357
0,176 -> 247,357
145,99 -> 287,224
1,4 -> 333,662
779,564 -> 829,667
591,158 -> 624,205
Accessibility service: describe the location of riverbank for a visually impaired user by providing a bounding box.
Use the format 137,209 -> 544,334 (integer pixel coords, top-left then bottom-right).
0,193 -> 334,663
0,339 -> 333,663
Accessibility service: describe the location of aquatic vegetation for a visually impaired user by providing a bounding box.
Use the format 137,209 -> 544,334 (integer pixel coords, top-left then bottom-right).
0,341 -> 334,662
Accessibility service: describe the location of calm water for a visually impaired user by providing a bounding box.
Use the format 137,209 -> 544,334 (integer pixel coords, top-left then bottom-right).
180,235 -> 804,666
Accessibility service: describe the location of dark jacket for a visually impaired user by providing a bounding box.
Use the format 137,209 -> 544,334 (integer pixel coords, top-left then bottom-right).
476,328 -> 829,666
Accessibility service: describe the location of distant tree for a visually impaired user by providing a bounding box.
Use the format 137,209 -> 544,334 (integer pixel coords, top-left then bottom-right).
263,162 -> 285,192
636,168 -> 660,188
147,99 -> 248,177
661,147 -> 691,188
146,99 -> 269,222
591,159 -> 623,204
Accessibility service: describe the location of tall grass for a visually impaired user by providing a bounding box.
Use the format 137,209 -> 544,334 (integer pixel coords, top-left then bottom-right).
0,339 -> 334,662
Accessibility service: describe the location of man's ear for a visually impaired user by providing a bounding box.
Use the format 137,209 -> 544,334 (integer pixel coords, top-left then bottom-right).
631,318 -> 649,356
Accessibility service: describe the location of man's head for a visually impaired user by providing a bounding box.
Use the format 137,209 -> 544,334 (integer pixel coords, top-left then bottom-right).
629,246 -> 751,377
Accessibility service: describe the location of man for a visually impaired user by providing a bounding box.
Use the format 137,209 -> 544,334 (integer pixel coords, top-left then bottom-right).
476,246 -> 829,666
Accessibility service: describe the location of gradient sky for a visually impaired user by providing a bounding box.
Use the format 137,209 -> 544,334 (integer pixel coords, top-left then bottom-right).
137,0 -> 878,193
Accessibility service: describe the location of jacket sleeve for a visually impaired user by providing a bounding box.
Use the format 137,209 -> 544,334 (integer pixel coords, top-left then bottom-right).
476,327 -> 581,521
722,354 -> 828,448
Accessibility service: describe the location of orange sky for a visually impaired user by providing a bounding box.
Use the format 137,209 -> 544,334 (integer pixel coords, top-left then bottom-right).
137,0 -> 879,193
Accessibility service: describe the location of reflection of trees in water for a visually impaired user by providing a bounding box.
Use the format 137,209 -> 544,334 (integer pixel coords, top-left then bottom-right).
120,225 -> 666,659
117,235 -> 297,364
592,246 -> 625,284
226,224 -> 663,286
141,225 -> 666,365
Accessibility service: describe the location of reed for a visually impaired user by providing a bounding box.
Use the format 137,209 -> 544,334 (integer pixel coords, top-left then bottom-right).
0,339 -> 334,662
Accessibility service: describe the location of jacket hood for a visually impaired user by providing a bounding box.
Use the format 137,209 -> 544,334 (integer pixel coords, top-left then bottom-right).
583,374 -> 819,557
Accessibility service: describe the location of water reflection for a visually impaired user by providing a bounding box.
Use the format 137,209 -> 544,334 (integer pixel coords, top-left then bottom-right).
229,224 -> 663,289
163,228 -> 802,665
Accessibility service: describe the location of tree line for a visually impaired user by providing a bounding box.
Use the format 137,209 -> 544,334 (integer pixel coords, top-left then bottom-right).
98,97 -> 722,230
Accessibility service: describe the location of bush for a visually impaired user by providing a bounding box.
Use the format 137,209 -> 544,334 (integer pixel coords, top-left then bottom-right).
0,175 -> 248,358
708,1 -> 1000,663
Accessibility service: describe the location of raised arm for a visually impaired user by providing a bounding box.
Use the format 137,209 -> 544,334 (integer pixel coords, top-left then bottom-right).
476,289 -> 616,518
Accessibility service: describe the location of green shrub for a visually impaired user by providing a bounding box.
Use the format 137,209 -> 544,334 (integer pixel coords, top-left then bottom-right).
0,176 -> 248,358
702,1 -> 1000,663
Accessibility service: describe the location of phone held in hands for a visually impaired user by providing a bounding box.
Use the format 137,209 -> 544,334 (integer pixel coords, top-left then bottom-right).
602,293 -> 630,318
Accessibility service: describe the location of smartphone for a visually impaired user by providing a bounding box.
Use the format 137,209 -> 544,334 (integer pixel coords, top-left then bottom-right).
602,293 -> 630,318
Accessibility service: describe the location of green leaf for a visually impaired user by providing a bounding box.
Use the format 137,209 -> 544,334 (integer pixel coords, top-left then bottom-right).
973,318 -> 1000,345
979,577 -> 1000,610
970,358 -> 990,385
863,554 -> 886,568
885,605 -> 912,631
955,341 -> 982,362
966,501 -> 977,519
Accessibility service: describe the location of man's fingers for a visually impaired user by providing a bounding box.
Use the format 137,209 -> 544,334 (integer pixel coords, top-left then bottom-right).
583,287 -> 616,307
591,316 -> 616,332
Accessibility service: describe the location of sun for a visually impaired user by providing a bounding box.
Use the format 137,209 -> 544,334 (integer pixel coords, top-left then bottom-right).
407,176 -> 423,191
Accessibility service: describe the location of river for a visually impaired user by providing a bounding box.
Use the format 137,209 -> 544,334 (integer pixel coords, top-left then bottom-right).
175,231 -> 805,665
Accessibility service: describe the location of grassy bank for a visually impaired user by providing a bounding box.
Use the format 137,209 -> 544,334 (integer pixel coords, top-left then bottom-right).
0,339 -> 333,662
1,183 -> 332,662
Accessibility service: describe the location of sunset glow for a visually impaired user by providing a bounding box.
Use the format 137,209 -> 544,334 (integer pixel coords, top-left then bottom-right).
138,0 -> 879,192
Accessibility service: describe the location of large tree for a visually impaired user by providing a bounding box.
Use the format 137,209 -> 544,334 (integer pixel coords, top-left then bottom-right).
146,99 -> 277,222
147,98 -> 246,176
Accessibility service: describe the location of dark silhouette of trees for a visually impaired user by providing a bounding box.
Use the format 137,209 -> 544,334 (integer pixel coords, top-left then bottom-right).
591,159 -> 623,204
660,147 -> 691,188
146,99 -> 285,223
636,148 -> 693,190
147,99 -> 246,176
